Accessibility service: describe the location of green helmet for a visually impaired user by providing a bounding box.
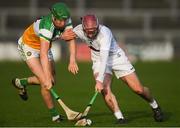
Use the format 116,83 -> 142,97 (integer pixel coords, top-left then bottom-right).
51,3 -> 70,20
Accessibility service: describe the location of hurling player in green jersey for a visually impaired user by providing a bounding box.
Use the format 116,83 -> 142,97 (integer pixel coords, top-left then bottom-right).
12,3 -> 79,122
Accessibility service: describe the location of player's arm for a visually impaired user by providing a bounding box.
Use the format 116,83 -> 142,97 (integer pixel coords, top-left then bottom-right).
60,28 -> 76,41
96,50 -> 109,81
67,39 -> 79,75
95,29 -> 111,92
95,49 -> 109,92
62,20 -> 78,74
60,18 -> 76,41
40,38 -> 52,89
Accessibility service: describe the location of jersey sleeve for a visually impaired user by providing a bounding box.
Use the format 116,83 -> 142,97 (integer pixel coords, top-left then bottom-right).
96,27 -> 112,83
39,29 -> 53,42
96,50 -> 109,83
99,27 -> 112,51
39,17 -> 54,42
73,25 -> 84,40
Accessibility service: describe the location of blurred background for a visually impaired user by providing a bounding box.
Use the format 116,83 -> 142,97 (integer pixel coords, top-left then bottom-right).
0,0 -> 180,62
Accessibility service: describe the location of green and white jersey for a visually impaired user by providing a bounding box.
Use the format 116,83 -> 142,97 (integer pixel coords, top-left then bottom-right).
22,13 -> 73,49
38,14 -> 73,42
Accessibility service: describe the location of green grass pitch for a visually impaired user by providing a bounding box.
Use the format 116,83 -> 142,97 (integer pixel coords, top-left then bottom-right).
0,60 -> 180,127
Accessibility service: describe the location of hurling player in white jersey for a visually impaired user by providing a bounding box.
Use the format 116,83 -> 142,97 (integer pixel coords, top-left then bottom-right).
73,14 -> 163,123
12,3 -> 79,122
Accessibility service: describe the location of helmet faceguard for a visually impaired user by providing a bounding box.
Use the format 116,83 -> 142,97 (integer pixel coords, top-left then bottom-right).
81,14 -> 99,39
51,3 -> 70,20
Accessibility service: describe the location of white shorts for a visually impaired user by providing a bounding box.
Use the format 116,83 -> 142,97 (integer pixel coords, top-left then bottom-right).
17,37 -> 54,61
92,50 -> 135,79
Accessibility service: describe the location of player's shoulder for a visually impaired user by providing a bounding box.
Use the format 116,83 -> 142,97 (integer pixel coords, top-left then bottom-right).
73,24 -> 84,34
99,25 -> 112,36
99,25 -> 111,32
74,24 -> 83,31
39,14 -> 54,31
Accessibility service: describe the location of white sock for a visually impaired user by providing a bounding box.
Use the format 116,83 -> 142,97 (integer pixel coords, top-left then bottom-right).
149,99 -> 158,109
114,111 -> 124,119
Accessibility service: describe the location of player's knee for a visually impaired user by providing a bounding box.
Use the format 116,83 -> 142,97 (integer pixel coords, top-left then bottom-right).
102,89 -> 107,96
102,90 -> 112,100
40,83 -> 48,89
102,86 -> 110,95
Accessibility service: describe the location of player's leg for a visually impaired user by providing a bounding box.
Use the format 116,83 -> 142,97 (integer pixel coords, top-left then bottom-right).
13,57 -> 55,109
25,58 -> 53,106
49,59 -> 56,85
121,72 -> 152,102
13,76 -> 40,87
112,50 -> 163,122
92,53 -> 126,123
94,73 -> 126,124
28,76 -> 40,84
48,59 -> 63,122
24,58 -> 55,87
13,40 -> 61,122
13,41 -> 53,97
26,57 -> 62,122
120,72 -> 163,122
12,75 -> 42,101
12,39 -> 41,100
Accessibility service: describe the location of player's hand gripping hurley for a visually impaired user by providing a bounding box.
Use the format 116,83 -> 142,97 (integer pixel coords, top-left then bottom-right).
50,88 -> 82,121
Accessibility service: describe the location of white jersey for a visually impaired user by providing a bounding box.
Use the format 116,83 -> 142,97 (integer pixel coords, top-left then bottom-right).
74,24 -> 122,55
74,24 -> 125,83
